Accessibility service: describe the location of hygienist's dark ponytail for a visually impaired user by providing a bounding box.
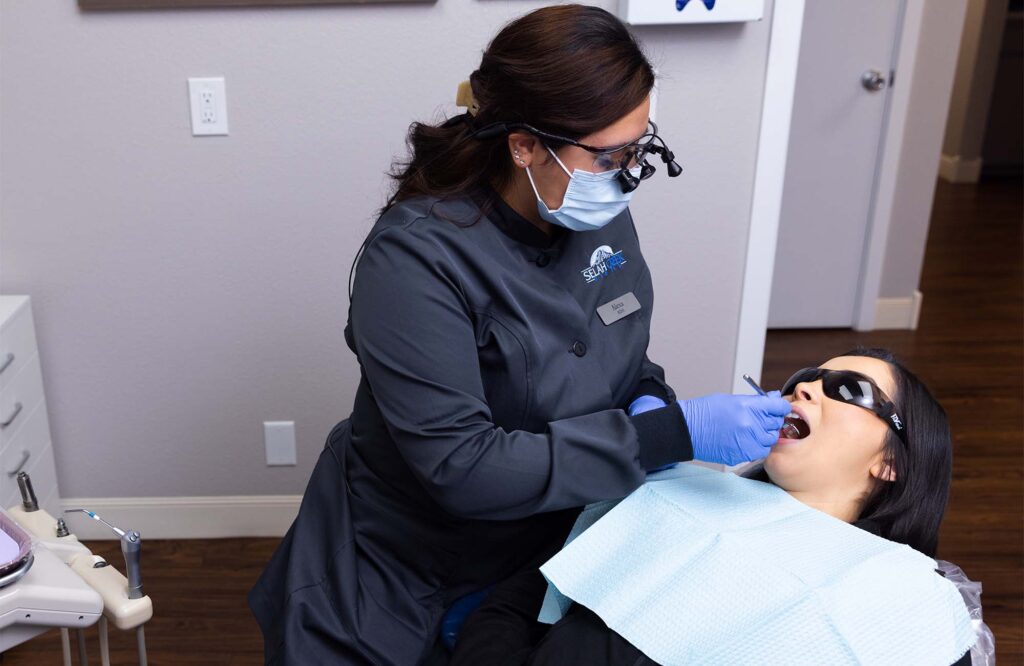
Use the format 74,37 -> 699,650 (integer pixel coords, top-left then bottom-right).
846,348 -> 953,557
381,4 -> 655,215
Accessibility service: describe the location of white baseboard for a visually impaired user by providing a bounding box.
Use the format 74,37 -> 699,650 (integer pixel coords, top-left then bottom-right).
873,289 -> 923,330
60,495 -> 301,540
938,154 -> 982,183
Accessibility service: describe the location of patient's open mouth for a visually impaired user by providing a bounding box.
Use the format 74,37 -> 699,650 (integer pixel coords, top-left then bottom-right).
781,412 -> 810,440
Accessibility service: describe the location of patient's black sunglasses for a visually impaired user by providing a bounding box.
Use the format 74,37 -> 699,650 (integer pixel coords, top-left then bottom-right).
781,368 -> 908,445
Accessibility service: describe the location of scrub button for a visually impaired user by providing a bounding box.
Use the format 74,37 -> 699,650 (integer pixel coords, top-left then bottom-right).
535,254 -> 551,267
571,341 -> 587,357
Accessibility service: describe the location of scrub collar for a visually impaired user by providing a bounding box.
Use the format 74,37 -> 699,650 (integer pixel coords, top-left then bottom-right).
472,184 -> 567,250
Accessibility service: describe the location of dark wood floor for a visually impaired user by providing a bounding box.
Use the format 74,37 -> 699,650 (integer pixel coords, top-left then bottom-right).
3,178 -> 1021,665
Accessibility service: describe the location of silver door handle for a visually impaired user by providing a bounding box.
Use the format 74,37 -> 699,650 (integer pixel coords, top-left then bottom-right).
0,353 -> 13,376
1,402 -> 22,428
7,450 -> 30,477
861,69 -> 887,92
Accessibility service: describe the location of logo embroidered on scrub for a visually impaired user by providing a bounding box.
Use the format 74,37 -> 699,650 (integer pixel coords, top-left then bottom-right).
582,245 -> 628,284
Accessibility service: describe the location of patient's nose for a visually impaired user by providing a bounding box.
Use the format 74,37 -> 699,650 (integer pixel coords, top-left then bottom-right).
794,383 -> 817,402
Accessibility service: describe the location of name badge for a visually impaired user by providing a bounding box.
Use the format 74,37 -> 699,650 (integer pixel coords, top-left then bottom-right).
597,292 -> 641,326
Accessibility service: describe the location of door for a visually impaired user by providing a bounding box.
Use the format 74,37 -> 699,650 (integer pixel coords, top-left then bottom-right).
768,0 -> 904,328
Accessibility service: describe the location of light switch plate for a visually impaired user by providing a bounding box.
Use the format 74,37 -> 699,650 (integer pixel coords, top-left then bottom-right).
264,421 -> 296,466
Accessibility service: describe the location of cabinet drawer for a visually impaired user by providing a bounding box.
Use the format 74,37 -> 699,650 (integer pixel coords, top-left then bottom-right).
1,481 -> 19,513
0,301 -> 37,394
1,470 -> 23,513
0,354 -> 45,449
0,441 -> 58,511
0,401 -> 52,475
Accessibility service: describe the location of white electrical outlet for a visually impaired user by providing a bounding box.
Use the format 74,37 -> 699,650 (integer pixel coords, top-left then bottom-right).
264,421 -> 297,466
188,77 -> 229,136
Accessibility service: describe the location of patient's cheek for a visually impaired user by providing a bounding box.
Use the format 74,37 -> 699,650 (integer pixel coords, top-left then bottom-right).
765,446 -> 809,491
764,451 -> 789,486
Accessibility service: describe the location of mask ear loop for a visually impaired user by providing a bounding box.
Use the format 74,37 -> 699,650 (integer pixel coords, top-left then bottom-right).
523,165 -> 548,210
545,145 -> 574,179
524,144 -> 573,214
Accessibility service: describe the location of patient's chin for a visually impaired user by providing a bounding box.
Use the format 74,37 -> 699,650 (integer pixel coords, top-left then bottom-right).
764,447 -> 802,488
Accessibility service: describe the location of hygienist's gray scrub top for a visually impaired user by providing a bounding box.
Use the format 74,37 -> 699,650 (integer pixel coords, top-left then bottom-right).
248,186 -> 695,665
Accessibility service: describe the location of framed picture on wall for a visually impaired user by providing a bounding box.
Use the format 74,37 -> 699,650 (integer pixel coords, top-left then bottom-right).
79,0 -> 434,9
618,0 -> 764,25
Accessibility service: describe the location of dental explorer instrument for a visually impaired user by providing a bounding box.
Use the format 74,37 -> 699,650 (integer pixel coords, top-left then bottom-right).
742,374 -> 767,396
743,374 -> 804,440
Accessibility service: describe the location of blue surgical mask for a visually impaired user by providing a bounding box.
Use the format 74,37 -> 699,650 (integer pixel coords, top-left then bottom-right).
525,147 -> 642,232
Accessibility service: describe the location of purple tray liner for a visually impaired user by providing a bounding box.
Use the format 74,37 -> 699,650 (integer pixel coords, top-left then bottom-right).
0,510 -> 33,574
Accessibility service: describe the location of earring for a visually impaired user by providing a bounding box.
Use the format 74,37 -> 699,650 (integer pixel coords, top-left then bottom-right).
513,150 -> 525,166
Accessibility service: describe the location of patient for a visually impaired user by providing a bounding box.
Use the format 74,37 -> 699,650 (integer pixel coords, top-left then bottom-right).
450,348 -> 970,666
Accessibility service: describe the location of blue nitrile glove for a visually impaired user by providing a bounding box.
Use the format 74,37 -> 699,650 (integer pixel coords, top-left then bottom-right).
677,390 -> 791,466
629,394 -> 667,416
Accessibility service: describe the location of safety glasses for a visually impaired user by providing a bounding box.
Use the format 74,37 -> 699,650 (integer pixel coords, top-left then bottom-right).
584,122 -> 658,173
781,367 -> 908,445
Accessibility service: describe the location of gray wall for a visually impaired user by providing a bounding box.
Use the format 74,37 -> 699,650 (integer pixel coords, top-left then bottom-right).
943,0 -> 1007,162
0,0 -> 773,498
878,0 -> 968,300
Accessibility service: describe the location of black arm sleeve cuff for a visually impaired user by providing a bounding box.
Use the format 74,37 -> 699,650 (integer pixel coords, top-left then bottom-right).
630,378 -> 675,405
630,403 -> 694,471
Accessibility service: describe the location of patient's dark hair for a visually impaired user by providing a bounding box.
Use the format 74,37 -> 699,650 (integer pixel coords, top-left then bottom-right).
844,348 -> 952,557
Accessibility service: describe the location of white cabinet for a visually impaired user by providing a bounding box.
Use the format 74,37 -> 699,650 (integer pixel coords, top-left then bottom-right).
0,297 -> 61,516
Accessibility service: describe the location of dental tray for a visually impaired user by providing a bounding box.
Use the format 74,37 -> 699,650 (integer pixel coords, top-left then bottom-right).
0,510 -> 34,588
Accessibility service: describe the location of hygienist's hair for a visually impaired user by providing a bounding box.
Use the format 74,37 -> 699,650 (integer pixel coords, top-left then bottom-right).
846,348 -> 953,557
382,3 -> 655,214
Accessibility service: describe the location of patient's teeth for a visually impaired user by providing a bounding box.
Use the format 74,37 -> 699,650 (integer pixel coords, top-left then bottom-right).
781,422 -> 802,439
781,414 -> 811,439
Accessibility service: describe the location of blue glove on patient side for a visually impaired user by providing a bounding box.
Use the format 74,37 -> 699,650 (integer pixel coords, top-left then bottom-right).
678,391 -> 791,466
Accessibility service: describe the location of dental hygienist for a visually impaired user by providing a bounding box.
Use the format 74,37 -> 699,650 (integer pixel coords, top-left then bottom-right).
249,5 -> 791,665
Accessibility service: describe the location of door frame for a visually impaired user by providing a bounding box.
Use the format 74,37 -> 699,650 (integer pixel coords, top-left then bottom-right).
730,0 -> 806,393
732,0 -> 920,392
851,0 -> 919,331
